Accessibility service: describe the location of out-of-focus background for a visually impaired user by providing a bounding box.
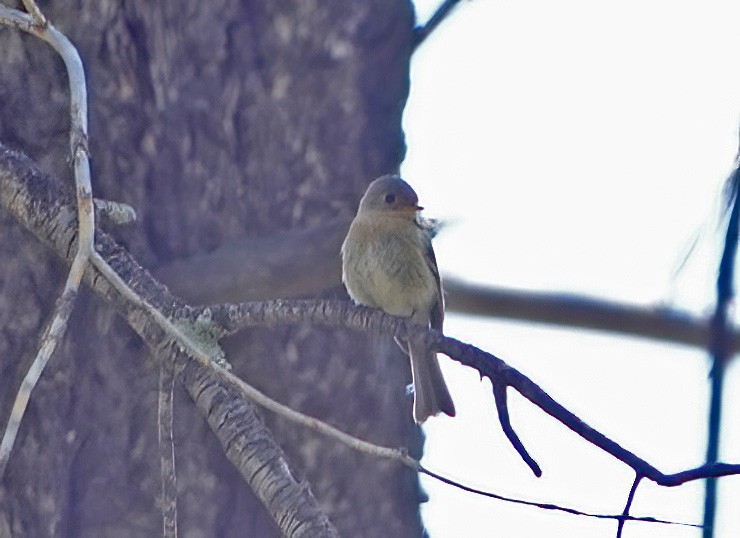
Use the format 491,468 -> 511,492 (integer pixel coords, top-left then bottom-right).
404,1 -> 740,536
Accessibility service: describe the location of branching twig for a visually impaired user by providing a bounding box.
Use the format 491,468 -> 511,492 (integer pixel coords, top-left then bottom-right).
207,299 -> 740,488
491,383 -> 541,476
421,466 -> 695,529
210,350 -> 696,530
617,474 -> 643,538
20,0 -> 46,27
0,3 -> 93,477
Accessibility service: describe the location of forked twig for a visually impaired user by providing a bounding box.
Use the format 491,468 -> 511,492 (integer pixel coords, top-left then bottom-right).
617,474 -> 643,538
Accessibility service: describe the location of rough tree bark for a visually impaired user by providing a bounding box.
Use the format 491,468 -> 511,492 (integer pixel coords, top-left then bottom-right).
0,1 -> 424,536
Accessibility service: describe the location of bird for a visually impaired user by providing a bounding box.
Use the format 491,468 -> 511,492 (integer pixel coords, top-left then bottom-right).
341,174 -> 456,423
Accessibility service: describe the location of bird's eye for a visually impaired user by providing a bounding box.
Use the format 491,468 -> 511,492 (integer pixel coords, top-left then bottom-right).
385,193 -> 396,204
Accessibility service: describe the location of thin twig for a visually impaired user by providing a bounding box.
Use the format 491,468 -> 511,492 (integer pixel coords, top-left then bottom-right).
617,474 -> 643,538
421,466 -> 696,528
413,0 -> 463,49
702,162 -> 740,536
0,256 -> 85,475
0,5 -> 93,477
158,355 -> 178,538
491,383 -> 541,476
216,356 -> 695,529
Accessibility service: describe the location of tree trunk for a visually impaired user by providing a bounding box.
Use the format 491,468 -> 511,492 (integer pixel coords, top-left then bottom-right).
0,1 -> 425,536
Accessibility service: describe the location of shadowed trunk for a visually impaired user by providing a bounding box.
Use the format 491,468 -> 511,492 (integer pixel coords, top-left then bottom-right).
0,1 -> 426,536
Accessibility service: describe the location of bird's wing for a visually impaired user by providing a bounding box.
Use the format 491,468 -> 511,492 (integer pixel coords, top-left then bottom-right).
420,225 -> 444,331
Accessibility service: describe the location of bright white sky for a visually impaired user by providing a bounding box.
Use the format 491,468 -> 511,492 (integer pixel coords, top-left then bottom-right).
402,1 -> 740,536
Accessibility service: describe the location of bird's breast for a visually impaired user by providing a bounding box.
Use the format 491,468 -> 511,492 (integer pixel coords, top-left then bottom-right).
342,218 -> 436,320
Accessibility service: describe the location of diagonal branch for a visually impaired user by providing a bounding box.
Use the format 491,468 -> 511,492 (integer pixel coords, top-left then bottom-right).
0,144 -> 338,537
491,383 -> 541,477
4,142 -> 740,530
208,299 -> 740,488
413,0 -> 463,49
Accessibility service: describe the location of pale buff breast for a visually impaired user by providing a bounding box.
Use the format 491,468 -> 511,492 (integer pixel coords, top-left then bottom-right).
342,214 -> 437,323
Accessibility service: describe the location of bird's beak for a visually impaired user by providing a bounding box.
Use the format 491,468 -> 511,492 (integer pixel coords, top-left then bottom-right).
415,205 -> 424,211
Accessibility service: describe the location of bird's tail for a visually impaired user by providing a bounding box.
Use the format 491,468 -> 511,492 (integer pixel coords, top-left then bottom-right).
408,340 -> 456,424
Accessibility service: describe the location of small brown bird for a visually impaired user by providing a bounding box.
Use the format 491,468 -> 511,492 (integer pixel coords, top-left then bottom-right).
341,174 -> 456,423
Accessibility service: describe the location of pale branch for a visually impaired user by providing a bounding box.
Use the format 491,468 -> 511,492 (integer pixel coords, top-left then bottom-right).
170,358 -> 699,530
143,320 -> 699,530
205,299 -> 740,488
158,355 -> 178,538
0,3 -> 94,478
0,145 -> 338,538
0,272 -> 83,476
20,0 -> 46,26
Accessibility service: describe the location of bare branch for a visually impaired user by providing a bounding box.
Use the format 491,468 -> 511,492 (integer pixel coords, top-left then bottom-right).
617,474 -> 642,538
491,383 -> 541,477
444,279 -> 740,352
702,163 -> 740,534
0,270 -> 83,476
207,298 -> 740,488
421,466 -> 696,529
158,356 -> 178,538
0,145 -> 338,537
413,0 -> 463,49
0,4 -> 94,477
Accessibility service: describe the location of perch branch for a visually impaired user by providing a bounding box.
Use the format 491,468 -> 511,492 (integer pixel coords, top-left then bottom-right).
208,299 -> 740,488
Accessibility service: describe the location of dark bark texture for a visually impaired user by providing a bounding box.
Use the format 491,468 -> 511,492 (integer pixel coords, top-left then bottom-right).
0,1 -> 423,536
